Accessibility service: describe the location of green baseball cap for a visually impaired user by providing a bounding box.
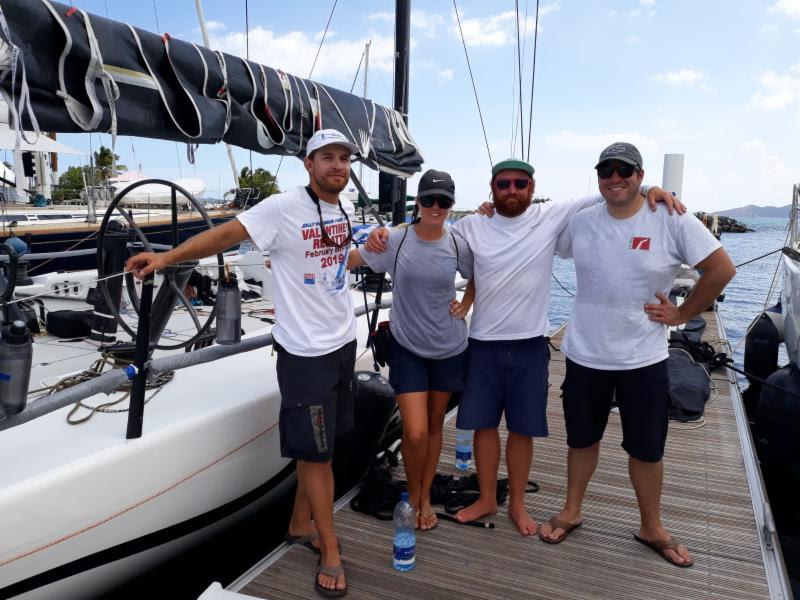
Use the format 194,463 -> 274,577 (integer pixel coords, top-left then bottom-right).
492,158 -> 535,178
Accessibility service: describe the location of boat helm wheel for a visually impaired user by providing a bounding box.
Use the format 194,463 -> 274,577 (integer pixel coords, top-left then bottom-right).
96,179 -> 224,351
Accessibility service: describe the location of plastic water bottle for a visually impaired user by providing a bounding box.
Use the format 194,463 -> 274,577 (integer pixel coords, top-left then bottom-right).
392,491 -> 416,572
455,428 -> 473,470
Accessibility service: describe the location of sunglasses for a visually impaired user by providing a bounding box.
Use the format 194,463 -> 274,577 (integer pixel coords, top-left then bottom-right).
419,195 -> 455,209
494,178 -> 530,190
596,163 -> 639,180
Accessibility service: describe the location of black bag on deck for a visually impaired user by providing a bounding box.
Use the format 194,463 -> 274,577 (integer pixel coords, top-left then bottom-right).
667,348 -> 711,422
46,310 -> 93,339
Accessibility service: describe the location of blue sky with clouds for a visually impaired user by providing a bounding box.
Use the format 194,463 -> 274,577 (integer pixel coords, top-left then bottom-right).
44,0 -> 800,211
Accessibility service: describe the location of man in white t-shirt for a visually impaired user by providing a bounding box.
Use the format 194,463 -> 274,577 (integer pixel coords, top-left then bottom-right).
537,142 -> 735,569
126,129 -> 359,596
366,159 -> 681,537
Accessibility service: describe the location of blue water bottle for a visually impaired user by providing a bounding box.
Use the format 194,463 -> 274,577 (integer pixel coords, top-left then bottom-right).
392,491 -> 416,572
455,428 -> 473,470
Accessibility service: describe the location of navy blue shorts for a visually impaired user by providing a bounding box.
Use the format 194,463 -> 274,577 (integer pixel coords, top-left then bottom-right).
456,337 -> 550,438
275,339 -> 357,463
561,358 -> 669,463
388,337 -> 467,395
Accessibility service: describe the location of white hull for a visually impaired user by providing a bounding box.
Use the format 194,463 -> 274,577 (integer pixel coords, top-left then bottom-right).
0,263 -> 386,598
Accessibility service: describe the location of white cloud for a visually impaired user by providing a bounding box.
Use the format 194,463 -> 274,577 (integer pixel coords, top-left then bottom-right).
760,24 -> 779,33
437,69 -> 454,82
449,6 -> 553,47
653,69 -> 705,86
631,0 -> 656,17
769,0 -> 800,17
209,28 -> 395,81
451,10 -> 541,47
627,35 -> 642,44
411,10 -> 445,37
750,65 -> 800,110
205,21 -> 225,32
370,9 -> 445,37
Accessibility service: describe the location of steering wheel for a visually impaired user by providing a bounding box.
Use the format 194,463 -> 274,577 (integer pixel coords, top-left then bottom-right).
96,179 -> 225,350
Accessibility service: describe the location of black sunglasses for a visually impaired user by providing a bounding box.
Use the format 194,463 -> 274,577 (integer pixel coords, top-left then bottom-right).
597,163 -> 639,180
494,178 -> 530,190
419,195 -> 455,209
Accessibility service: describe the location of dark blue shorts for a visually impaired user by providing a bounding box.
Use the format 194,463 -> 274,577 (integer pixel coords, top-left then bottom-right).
456,337 -> 550,438
561,358 -> 669,463
389,337 -> 467,395
276,339 -> 357,463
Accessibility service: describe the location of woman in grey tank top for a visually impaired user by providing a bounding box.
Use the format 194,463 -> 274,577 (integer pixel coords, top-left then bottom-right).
349,169 -> 474,531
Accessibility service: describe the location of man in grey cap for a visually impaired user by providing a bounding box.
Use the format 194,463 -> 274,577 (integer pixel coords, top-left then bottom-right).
127,128 -> 359,596
367,157 -> 682,535
538,142 -> 735,568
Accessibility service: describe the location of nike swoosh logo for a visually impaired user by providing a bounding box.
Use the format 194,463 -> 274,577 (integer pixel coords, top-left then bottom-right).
432,179 -> 446,183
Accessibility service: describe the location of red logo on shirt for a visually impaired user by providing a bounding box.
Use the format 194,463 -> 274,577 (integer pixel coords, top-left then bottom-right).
629,236 -> 651,250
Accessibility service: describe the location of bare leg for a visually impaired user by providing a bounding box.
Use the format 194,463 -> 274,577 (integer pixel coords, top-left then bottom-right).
296,460 -> 345,592
287,482 -> 319,550
455,428 -> 500,522
397,391 -> 430,528
540,443 -> 599,541
419,391 -> 450,530
629,457 -> 692,565
506,431 -> 537,536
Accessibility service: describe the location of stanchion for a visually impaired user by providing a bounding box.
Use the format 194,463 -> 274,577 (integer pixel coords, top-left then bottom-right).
126,271 -> 154,439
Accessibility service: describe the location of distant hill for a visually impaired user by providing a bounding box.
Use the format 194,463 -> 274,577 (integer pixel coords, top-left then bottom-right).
714,204 -> 791,218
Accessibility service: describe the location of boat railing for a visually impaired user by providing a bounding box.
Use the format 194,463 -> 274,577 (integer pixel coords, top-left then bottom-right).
717,313 -> 794,599
0,282 -> 403,435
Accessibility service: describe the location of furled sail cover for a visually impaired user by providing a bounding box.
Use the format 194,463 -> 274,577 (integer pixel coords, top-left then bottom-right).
0,0 -> 423,176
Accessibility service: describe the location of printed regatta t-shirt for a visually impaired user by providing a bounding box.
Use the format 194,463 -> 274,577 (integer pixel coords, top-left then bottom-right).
236,186 -> 357,356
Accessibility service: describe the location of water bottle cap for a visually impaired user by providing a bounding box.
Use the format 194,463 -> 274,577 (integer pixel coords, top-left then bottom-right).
400,491 -> 409,502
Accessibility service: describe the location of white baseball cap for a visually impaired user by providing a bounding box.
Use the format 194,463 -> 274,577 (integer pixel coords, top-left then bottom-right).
305,129 -> 359,156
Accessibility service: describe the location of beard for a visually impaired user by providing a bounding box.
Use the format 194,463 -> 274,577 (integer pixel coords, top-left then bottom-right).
313,171 -> 349,195
494,193 -> 532,217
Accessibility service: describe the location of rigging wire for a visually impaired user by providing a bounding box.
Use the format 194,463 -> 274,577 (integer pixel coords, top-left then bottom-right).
552,273 -> 574,297
453,0 -> 493,167
350,44 -> 368,94
246,0 -> 253,196
514,1 -> 525,159
525,0 -> 541,162
265,0 -> 340,199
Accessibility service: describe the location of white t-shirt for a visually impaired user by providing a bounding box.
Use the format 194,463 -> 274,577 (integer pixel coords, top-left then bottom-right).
236,186 -> 357,356
557,202 -> 722,370
452,196 -> 602,341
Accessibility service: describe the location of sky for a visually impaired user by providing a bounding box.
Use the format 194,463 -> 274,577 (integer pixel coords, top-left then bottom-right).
33,0 -> 800,211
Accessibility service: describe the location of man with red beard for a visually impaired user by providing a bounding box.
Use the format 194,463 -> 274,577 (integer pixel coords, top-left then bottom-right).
367,158 -> 681,536
538,143 -> 735,567
126,129 -> 357,597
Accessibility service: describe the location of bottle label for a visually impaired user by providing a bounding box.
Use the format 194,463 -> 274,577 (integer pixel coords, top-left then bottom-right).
393,544 -> 416,563
456,449 -> 472,461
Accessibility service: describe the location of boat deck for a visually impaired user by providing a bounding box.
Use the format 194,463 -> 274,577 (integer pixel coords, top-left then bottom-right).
232,309 -> 778,599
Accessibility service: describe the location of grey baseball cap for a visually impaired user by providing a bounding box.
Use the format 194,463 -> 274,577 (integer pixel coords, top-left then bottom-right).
595,142 -> 643,169
417,169 -> 455,200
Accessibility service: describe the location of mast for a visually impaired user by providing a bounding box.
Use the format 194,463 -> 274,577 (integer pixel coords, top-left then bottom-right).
391,0 -> 411,226
194,0 -> 240,193
359,40 -> 371,187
